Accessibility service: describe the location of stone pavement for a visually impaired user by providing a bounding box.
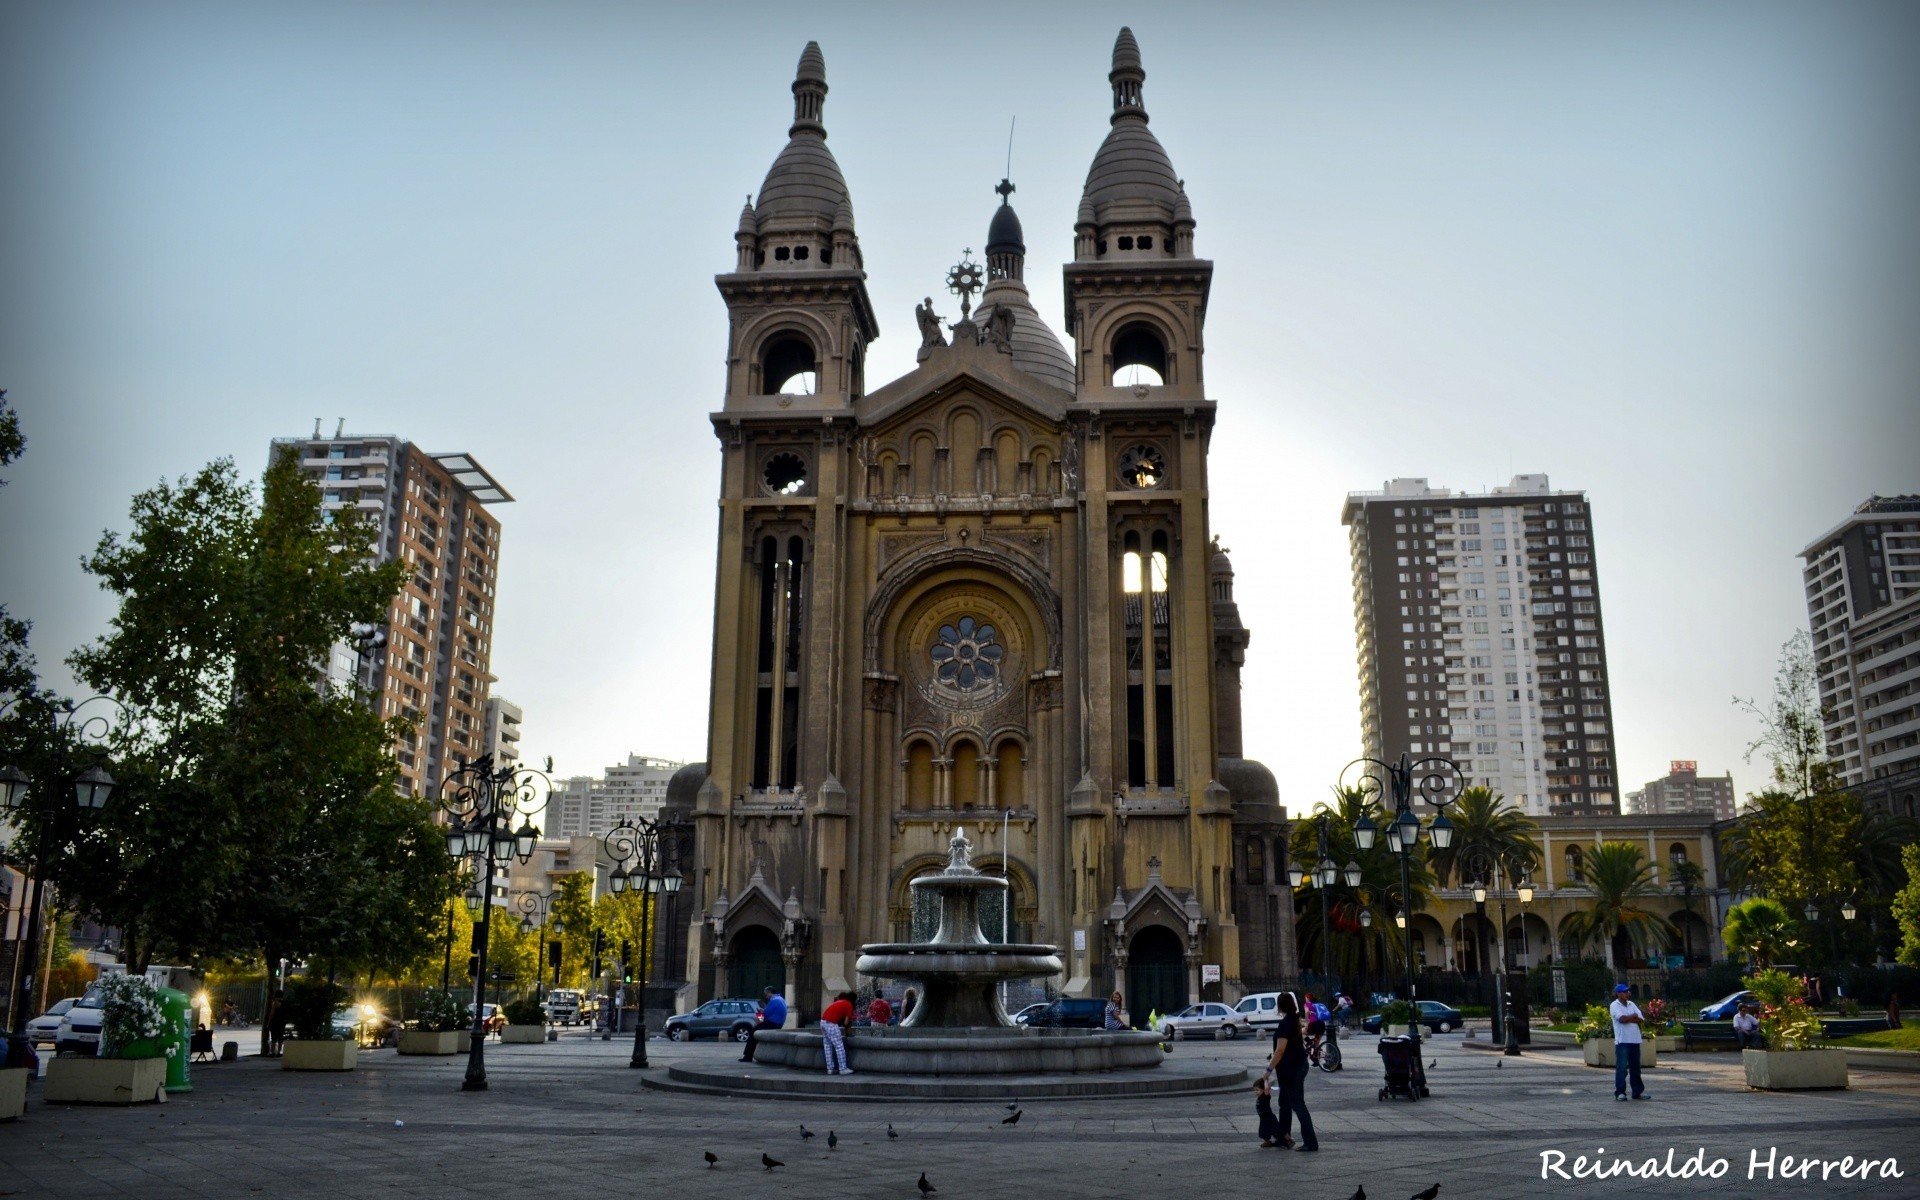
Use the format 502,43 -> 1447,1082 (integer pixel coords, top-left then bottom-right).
2,1031 -> 1917,1199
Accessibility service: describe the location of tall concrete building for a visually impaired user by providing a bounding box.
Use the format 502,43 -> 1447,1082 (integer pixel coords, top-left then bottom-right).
484,696 -> 524,769
1342,475 -> 1620,817
673,32 -> 1293,1018
542,756 -> 684,838
271,426 -> 512,797
1801,494 -> 1920,788
1625,761 -> 1735,820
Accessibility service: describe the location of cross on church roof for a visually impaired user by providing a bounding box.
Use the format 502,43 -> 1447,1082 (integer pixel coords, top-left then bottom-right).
995,178 -> 1015,203
946,250 -> 984,319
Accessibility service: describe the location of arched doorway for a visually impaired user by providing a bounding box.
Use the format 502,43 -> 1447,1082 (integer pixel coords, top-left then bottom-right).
728,926 -> 784,1000
1126,926 -> 1186,1027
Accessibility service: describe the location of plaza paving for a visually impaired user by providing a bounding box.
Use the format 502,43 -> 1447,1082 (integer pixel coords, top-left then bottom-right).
3,1030 -> 1918,1199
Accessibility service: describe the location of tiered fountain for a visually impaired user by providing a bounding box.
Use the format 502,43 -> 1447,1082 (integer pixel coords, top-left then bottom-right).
747,832 -> 1165,1076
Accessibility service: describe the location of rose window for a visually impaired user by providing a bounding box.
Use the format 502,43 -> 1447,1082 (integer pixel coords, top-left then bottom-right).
930,617 -> 1002,690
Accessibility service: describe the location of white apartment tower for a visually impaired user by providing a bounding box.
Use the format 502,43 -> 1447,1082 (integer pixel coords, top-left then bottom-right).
1342,475 -> 1620,817
1801,495 -> 1920,786
541,756 -> 684,838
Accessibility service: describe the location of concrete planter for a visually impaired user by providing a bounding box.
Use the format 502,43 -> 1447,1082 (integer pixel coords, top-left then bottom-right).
456,1030 -> 472,1054
1653,1035 -> 1680,1053
44,1056 -> 167,1105
500,1025 -> 547,1044
1743,1047 -> 1848,1091
0,1066 -> 28,1120
397,1030 -> 463,1056
1581,1039 -> 1658,1068
282,1039 -> 358,1071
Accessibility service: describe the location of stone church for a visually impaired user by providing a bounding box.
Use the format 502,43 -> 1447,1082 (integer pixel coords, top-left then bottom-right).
668,30 -> 1297,1022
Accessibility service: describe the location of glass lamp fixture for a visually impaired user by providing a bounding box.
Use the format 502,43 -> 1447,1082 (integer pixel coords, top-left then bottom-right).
1804,902 -> 1818,921
1343,860 -> 1363,887
489,829 -> 514,865
1427,811 -> 1455,850
464,888 -> 483,915
0,763 -> 30,810
1394,911 -> 1407,929
609,866 -> 629,895
74,762 -> 116,809
1315,858 -> 1337,888
1473,882 -> 1488,904
514,820 -> 539,861
1359,909 -> 1373,928
1518,881 -> 1535,904
464,822 -> 490,858
1287,863 -> 1306,888
1352,811 -> 1377,851
1841,900 -> 1857,921
1395,809 -> 1422,854
519,915 -> 534,934
446,821 -> 468,859
660,867 -> 684,895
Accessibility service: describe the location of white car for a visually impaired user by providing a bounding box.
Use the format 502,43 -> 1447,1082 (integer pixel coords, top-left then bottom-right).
1159,1002 -> 1251,1040
28,998 -> 80,1046
56,986 -> 106,1055
1233,991 -> 1286,1032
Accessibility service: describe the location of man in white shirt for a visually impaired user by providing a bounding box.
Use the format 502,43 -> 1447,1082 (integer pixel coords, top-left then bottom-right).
1732,1003 -> 1763,1050
1608,982 -> 1647,1100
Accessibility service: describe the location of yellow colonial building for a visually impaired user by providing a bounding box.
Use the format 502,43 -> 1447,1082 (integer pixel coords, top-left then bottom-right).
670,32 -> 1292,1021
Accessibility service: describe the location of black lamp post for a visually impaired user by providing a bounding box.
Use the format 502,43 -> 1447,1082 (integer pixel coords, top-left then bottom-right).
439,753 -> 547,1092
1,695 -> 124,1071
1342,753 -> 1463,1096
512,889 -> 565,1012
1463,846 -> 1533,1055
600,812 -> 693,1069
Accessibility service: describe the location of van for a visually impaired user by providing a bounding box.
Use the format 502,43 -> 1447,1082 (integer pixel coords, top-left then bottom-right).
545,989 -> 583,1025
1233,991 -> 1288,1032
1032,997 -> 1110,1029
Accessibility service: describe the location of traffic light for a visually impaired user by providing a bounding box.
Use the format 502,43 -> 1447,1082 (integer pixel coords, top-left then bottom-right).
620,940 -> 632,983
548,941 -> 562,970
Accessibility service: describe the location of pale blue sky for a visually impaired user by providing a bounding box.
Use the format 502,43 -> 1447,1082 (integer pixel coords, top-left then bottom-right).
2,1 -> 1915,812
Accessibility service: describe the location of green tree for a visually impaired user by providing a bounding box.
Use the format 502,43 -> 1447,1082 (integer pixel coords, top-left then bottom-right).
1558,842 -> 1676,966
56,451 -> 417,974
1670,859 -> 1708,962
1893,845 -> 1920,969
551,871 -> 597,988
1723,896 -> 1796,970
1428,786 -> 1541,888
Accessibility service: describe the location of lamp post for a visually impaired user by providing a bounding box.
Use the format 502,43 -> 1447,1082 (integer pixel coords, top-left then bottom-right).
1342,753 -> 1463,1096
439,753 -> 547,1092
600,811 -> 693,1069
1463,845 -> 1533,1055
1,694 -> 125,1071
513,890 -> 564,1011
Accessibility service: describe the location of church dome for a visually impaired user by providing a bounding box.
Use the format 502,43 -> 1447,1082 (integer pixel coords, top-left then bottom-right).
1217,756 -> 1280,812
756,42 -> 853,229
977,179 -> 1075,392
664,761 -> 710,811
1079,28 -> 1183,225
986,201 -> 1024,257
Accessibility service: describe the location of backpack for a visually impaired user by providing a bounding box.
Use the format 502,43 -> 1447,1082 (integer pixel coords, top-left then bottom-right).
1312,1002 -> 1330,1023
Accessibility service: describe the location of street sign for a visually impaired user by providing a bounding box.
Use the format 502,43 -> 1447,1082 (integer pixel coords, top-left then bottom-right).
1201,964 -> 1221,984
490,971 -> 517,983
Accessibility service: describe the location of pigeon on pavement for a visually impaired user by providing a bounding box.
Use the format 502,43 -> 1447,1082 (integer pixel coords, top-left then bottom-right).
888,1123 -> 900,1140
1005,1098 -> 1019,1110
762,1154 -> 784,1171
1001,1109 -> 1022,1126
1348,1189 -> 1366,1200
828,1131 -> 838,1150
918,1173 -> 937,1195
703,1152 -> 718,1168
800,1125 -> 815,1140
1411,1185 -> 1440,1200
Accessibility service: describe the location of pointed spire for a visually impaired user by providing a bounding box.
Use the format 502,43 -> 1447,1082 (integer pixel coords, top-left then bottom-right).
791,41 -> 828,137
737,196 -> 757,235
1109,26 -> 1146,123
985,178 -> 1025,279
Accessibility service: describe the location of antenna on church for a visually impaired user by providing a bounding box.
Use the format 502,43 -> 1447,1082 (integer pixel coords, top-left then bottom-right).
1005,115 -> 1016,180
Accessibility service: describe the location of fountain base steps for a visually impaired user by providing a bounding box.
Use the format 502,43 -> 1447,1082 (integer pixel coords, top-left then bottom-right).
647,1055 -> 1249,1101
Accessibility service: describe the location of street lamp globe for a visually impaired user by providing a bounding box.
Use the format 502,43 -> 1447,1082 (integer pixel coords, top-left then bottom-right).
1343,860 -> 1363,887
73,762 -> 115,809
1360,909 -> 1373,929
553,917 -> 566,934
1314,858 -> 1337,888
1473,882 -> 1488,904
1518,881 -> 1534,904
519,915 -> 534,935
1394,809 -> 1421,854
660,867 -> 685,895
609,867 -> 629,895
514,820 -> 539,861
1803,902 -> 1818,922
464,888 -> 483,915
1287,862 -> 1306,888
1352,811 -> 1377,851
463,822 -> 490,858
1394,912 -> 1407,929
445,821 -> 468,859
1841,900 -> 1857,921
1427,811 -> 1455,850
0,763 -> 30,810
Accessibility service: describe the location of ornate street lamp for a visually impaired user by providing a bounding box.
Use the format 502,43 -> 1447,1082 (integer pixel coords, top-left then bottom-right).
1841,899 -> 1857,922
600,811 -> 694,1069
1462,845 -> 1535,1056
440,753 -> 548,1092
1339,752 -> 1465,1096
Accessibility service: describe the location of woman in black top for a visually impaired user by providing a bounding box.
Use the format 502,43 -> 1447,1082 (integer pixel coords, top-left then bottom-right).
1264,992 -> 1319,1152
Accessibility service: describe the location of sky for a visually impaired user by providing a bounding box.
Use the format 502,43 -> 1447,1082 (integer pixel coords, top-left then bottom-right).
2,1 -> 1917,816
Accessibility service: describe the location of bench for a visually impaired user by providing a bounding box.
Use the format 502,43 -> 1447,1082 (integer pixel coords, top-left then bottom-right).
1680,1020 -> 1741,1050
1821,1016 -> 1891,1039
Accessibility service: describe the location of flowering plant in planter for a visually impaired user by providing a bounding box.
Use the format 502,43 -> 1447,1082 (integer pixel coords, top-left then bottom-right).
412,989 -> 470,1033
1573,1004 -> 1613,1044
1642,998 -> 1678,1035
1748,969 -> 1825,1052
98,975 -> 172,1059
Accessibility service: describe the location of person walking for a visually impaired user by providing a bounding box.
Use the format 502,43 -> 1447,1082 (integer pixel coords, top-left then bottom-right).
264,990 -> 287,1058
820,991 -> 856,1075
1732,1002 -> 1763,1050
1104,990 -> 1129,1031
1264,992 -> 1318,1152
741,986 -> 787,1063
1609,982 -> 1647,1100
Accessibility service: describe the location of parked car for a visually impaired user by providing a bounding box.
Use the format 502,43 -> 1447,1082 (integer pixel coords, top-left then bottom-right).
55,986 -> 106,1055
1010,1003 -> 1051,1026
1699,990 -> 1754,1021
1159,1002 -> 1251,1040
663,998 -> 762,1042
331,1004 -> 395,1045
1362,1000 -> 1463,1034
1028,997 -> 1111,1030
1233,992 -> 1286,1032
28,998 -> 79,1047
466,1003 -> 506,1035
545,989 -> 584,1025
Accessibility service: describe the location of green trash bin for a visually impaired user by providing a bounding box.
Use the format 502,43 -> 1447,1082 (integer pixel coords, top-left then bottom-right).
156,987 -> 193,1093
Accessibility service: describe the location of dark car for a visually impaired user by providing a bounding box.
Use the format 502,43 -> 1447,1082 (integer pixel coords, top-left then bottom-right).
1363,1000 -> 1463,1034
1027,998 -> 1110,1030
1699,990 -> 1754,1021
663,998 -> 762,1042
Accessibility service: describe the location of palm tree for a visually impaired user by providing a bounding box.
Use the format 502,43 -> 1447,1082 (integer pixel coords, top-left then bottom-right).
1558,842 -> 1677,967
1722,896 -> 1795,969
1670,859 -> 1707,964
1429,786 -> 1541,888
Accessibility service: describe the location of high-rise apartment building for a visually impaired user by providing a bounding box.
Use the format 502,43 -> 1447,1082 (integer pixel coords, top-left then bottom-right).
542,756 -> 684,838
271,425 -> 513,797
484,696 -> 524,769
1343,475 -> 1620,817
1801,495 -> 1920,786
1625,761 -> 1735,820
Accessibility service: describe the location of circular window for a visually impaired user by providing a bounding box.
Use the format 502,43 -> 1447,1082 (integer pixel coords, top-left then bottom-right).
930,617 -> 1003,691
763,452 -> 808,496
1118,444 -> 1165,489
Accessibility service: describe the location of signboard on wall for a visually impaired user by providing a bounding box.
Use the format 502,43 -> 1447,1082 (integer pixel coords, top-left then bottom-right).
1072,930 -> 1087,952
1201,964 -> 1221,984
1670,760 -> 1697,774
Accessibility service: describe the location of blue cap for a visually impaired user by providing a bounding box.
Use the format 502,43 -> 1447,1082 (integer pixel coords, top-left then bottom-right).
1614,983 -> 1631,992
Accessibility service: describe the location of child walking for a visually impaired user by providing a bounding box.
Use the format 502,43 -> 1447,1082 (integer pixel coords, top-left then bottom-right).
1254,1074 -> 1289,1148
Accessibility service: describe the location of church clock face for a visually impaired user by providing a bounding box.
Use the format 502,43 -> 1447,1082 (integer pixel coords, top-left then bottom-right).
1118,443 -> 1165,489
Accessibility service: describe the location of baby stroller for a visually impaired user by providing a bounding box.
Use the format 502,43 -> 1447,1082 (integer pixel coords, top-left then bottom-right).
1376,1034 -> 1420,1102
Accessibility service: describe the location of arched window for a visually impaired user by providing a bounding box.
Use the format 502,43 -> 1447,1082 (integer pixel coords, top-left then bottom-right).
951,740 -> 981,809
761,335 -> 817,395
1565,844 -> 1585,885
750,535 -> 805,789
1669,843 -> 1689,868
904,739 -> 935,812
995,740 -> 1025,809
1109,322 -> 1168,386
1120,531 -> 1175,789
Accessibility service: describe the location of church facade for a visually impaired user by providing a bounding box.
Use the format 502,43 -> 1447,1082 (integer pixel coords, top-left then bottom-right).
672,31 -> 1296,1021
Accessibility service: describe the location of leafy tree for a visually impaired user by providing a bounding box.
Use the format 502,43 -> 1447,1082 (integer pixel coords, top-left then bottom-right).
1557,842 -> 1676,965
1428,786 -> 1541,888
551,871 -> 598,988
1894,845 -> 1920,969
1670,859 -> 1708,962
1737,631 -> 1832,803
1723,896 -> 1796,969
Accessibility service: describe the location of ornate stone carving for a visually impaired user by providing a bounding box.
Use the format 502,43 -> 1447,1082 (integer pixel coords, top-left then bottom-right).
981,528 -> 1051,569
877,530 -> 948,574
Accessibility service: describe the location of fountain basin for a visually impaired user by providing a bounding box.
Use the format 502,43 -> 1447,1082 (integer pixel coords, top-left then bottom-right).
747,1025 -> 1166,1075
856,942 -> 1063,1027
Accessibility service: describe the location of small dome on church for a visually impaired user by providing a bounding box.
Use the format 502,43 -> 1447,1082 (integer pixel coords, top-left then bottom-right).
986,201 -> 1024,257
1218,756 -> 1280,811
757,42 -> 854,229
665,761 -> 710,811
978,179 -> 1074,392
795,40 -> 826,85
1080,28 -> 1182,225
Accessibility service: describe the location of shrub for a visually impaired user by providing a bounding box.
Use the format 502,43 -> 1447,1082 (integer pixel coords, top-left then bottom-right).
1642,998 -> 1678,1035
1746,969 -> 1825,1052
1574,1004 -> 1613,1043
504,997 -> 546,1026
1375,1000 -> 1417,1032
98,974 -> 172,1058
412,989 -> 469,1033
281,977 -> 348,1041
